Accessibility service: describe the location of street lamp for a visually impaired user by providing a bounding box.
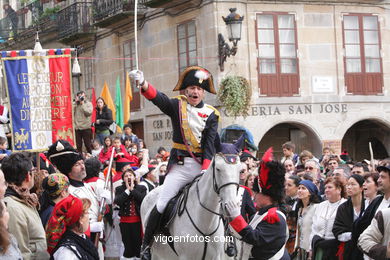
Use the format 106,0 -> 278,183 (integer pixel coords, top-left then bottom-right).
218,8 -> 244,72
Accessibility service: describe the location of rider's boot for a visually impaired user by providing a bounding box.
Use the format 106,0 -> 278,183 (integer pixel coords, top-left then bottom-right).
140,206 -> 162,260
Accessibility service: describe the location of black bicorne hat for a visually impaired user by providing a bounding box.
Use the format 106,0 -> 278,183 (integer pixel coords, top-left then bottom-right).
173,66 -> 216,94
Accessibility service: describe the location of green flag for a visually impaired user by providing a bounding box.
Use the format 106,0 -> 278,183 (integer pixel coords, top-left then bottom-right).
115,76 -> 124,130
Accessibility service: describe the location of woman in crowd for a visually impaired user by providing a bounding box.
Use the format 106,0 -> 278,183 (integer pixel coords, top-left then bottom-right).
39,173 -> 70,227
311,177 -> 346,260
99,136 -> 113,167
115,168 -> 146,259
244,173 -> 255,192
294,180 -> 321,259
333,174 -> 365,260
0,199 -> 22,259
46,196 -> 99,260
285,175 -> 301,255
94,97 -> 113,145
362,172 -> 379,208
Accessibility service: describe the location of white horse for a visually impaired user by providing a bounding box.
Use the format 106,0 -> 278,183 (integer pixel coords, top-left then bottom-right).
141,149 -> 241,260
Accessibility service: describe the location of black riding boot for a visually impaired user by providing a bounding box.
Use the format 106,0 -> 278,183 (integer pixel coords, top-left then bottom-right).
140,206 -> 162,260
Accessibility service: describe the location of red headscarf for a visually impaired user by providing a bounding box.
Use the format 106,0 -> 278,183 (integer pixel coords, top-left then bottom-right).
46,195 -> 83,254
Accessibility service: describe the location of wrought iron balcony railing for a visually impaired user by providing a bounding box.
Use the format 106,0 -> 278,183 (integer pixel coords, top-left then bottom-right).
57,2 -> 95,42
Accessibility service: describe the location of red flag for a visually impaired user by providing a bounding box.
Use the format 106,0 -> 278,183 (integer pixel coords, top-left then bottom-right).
91,88 -> 97,134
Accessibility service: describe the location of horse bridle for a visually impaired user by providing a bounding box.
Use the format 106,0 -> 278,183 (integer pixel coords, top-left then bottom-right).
212,153 -> 240,195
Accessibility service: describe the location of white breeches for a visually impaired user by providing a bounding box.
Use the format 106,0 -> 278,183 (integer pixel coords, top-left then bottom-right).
156,158 -> 201,213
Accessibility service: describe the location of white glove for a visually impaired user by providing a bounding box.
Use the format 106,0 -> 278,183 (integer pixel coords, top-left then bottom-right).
337,232 -> 352,242
225,201 -> 241,219
200,169 -> 207,175
90,221 -> 104,233
129,70 -> 144,85
100,189 -> 112,204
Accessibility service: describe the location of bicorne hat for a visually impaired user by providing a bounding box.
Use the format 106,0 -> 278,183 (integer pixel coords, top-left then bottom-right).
173,66 -> 216,94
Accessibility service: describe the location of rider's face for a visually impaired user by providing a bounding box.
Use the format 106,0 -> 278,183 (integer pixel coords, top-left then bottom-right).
185,86 -> 205,106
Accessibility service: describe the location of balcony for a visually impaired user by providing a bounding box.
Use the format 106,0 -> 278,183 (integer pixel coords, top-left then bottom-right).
143,0 -> 201,15
93,0 -> 147,28
57,2 -> 95,45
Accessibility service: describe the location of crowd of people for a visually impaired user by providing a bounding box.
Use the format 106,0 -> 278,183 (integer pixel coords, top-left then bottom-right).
0,65 -> 388,260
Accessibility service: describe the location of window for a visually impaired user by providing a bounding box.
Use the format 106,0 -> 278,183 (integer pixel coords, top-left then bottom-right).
177,20 -> 197,73
256,13 -> 299,96
84,58 -> 93,90
123,39 -> 140,110
343,14 -> 383,95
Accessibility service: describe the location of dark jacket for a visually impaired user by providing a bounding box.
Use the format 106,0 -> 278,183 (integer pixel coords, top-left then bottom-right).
95,106 -> 113,132
114,183 -> 146,217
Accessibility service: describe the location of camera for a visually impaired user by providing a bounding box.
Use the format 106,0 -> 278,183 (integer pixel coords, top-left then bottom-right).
79,96 -> 85,101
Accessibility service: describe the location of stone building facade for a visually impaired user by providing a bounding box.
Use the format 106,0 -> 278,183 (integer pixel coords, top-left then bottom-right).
0,0 -> 389,160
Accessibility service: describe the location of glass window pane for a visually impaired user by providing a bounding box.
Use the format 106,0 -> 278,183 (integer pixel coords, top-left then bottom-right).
363,16 -> 378,30
364,31 -> 379,44
189,51 -> 197,66
344,31 -> 360,44
344,16 -> 359,29
178,25 -> 185,39
364,45 -> 380,58
345,45 -> 361,58
346,59 -> 361,73
179,53 -> 187,68
281,59 -> 297,73
259,59 -> 276,74
279,29 -> 295,43
366,59 -> 380,72
258,45 -> 275,58
278,15 -> 294,29
188,36 -> 196,51
258,29 -> 274,43
188,22 -> 195,36
123,43 -> 130,57
257,15 -> 274,29
124,59 -> 130,70
280,45 -> 296,58
179,39 -> 187,53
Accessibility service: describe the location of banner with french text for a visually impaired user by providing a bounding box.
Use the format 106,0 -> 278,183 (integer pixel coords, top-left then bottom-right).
1,49 -> 74,151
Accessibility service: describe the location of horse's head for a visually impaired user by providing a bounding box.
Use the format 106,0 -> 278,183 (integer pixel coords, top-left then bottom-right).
210,136 -> 244,209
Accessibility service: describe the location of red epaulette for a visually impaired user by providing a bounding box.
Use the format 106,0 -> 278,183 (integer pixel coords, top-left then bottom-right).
263,207 -> 280,224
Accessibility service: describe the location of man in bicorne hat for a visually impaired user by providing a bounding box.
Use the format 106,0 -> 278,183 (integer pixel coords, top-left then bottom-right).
130,66 -> 219,260
226,148 -> 290,260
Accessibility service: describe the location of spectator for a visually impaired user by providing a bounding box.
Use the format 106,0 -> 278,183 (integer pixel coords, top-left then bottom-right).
0,170 -> 6,199
156,162 -> 168,185
244,173 -> 255,191
319,146 -> 334,163
284,159 -> 295,176
281,141 -> 299,165
113,137 -> 138,168
333,174 -> 365,259
351,162 -> 369,176
2,152 -> 49,259
294,180 -> 321,259
94,97 -> 113,145
139,165 -> 157,194
99,136 -> 113,167
304,159 -> 324,194
358,207 -> 390,260
121,124 -> 139,149
3,4 -> 18,38
47,140 -> 109,259
326,155 -> 340,172
331,165 -> 351,186
115,168 -> 146,259
46,196 -> 99,259
363,172 -> 380,208
0,199 -> 22,258
285,175 -> 301,255
91,139 -> 102,158
138,138 -> 145,149
128,142 -> 138,157
74,91 -> 93,154
39,173 -> 70,227
0,136 -> 10,163
311,177 -> 346,260
239,162 -> 249,186
122,137 -> 132,153
240,150 -> 257,173
0,104 -> 9,139
298,150 -> 314,169
156,147 -> 169,162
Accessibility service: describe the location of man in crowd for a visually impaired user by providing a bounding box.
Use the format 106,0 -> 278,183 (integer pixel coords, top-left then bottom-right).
351,162 -> 369,176
332,165 -> 351,186
139,165 -> 157,194
2,153 -> 48,259
74,91 -> 93,154
47,140 -> 108,259
130,66 -> 219,260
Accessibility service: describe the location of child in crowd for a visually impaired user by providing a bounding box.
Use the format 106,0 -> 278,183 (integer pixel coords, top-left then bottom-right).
91,139 -> 102,158
99,136 -> 113,166
113,137 -> 138,167
281,141 -> 299,165
0,136 -> 11,163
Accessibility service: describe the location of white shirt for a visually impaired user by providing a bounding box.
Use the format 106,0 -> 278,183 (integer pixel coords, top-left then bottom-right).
375,195 -> 390,214
310,198 -> 347,248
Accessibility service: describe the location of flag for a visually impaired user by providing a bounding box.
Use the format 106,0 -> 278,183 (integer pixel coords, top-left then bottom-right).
115,76 -> 124,131
1,49 -> 74,151
100,81 -> 116,120
123,72 -> 133,124
91,88 -> 97,134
